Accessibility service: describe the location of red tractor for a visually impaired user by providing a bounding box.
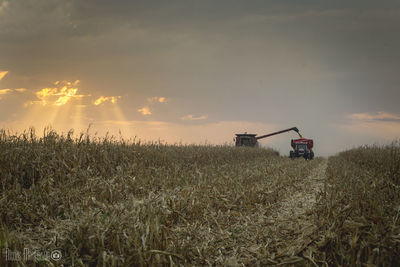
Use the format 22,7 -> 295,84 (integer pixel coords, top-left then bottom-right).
235,127 -> 314,159
290,138 -> 314,160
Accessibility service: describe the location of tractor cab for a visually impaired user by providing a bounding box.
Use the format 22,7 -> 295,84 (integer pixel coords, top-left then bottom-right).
290,138 -> 314,159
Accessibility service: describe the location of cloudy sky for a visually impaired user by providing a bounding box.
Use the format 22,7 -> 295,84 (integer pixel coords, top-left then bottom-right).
1,0 -> 399,156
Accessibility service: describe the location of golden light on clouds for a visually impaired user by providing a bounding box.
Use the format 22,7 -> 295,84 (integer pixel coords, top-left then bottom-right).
0,89 -> 12,95
147,96 -> 166,103
29,80 -> 86,106
0,71 -> 8,81
55,90 -> 77,106
18,80 -> 90,134
0,88 -> 26,99
137,96 -> 167,116
0,71 -> 26,99
181,114 -> 208,121
93,96 -> 120,105
138,106 -> 152,115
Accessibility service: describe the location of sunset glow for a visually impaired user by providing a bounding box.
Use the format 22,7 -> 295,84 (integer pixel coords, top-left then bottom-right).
0,1 -> 399,156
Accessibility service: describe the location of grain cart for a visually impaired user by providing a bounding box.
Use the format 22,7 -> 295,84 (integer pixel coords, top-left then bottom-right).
235,127 -> 301,147
290,138 -> 314,160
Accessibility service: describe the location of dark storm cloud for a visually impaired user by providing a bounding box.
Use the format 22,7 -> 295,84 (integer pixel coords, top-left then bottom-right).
2,0 -> 399,40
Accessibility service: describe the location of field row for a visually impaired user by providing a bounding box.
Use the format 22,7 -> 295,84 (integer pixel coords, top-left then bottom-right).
0,130 -> 398,265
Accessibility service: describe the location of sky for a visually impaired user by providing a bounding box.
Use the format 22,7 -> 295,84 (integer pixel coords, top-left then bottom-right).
0,0 -> 399,156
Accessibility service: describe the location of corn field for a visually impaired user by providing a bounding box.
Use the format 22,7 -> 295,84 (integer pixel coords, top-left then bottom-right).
0,129 -> 399,266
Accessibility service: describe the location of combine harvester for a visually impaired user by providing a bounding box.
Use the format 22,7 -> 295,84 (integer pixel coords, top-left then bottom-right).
234,127 -> 314,160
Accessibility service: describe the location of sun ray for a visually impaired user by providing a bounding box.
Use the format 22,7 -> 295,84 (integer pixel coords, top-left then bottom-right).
71,98 -> 88,134
21,104 -> 50,131
111,103 -> 130,138
48,106 -> 63,128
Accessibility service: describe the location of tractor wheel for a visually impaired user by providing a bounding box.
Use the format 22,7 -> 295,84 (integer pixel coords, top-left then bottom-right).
289,151 -> 294,159
310,151 -> 314,160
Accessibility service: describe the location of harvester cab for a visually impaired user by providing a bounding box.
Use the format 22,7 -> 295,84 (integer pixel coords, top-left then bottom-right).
235,133 -> 258,147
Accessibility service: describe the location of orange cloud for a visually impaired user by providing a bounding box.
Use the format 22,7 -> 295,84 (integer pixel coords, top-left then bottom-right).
341,111 -> 400,141
93,96 -> 120,105
0,71 -> 27,97
30,80 -> 86,106
138,106 -> 152,115
0,88 -> 28,100
0,89 -> 12,95
0,71 -> 8,81
181,114 -> 208,121
347,111 -> 400,122
147,96 -> 166,103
